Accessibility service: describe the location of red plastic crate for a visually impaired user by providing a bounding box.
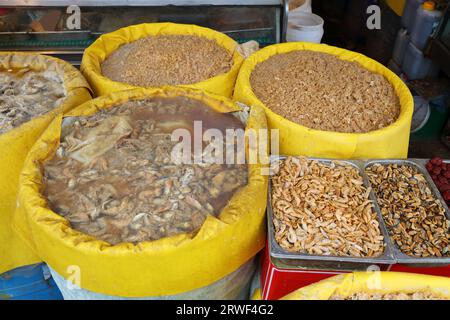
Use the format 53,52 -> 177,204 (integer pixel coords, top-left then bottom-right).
260,244 -> 450,300
260,246 -> 354,300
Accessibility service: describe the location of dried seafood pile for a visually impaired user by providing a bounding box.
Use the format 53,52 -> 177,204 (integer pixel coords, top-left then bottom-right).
43,97 -> 247,245
271,157 -> 384,257
250,51 -> 400,133
366,163 -> 450,257
0,68 -> 66,134
331,291 -> 447,300
102,35 -> 233,87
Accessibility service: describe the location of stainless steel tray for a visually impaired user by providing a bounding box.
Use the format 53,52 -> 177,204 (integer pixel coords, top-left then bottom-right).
364,158 -> 450,266
268,156 -> 396,270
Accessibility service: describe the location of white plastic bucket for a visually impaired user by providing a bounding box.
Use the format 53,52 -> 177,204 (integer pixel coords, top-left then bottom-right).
286,12 -> 324,43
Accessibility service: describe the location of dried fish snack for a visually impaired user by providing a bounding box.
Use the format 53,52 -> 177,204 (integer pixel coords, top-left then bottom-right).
331,291 -> 448,300
0,68 -> 66,134
271,156 -> 385,257
43,96 -> 247,245
250,50 -> 400,133
101,35 -> 233,87
366,163 -> 450,258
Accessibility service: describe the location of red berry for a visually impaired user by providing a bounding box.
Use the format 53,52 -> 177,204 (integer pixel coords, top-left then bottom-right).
439,176 -> 447,184
431,157 -> 443,166
440,184 -> 450,192
433,167 -> 442,175
443,190 -> 450,201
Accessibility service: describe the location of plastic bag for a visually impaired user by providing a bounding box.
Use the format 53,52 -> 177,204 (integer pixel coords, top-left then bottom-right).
234,42 -> 414,159
0,52 -> 91,275
81,22 -> 244,98
48,258 -> 256,300
13,87 -> 268,297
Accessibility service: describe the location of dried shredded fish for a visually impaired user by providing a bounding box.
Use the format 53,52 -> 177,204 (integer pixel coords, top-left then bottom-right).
102,35 -> 233,87
250,51 -> 400,133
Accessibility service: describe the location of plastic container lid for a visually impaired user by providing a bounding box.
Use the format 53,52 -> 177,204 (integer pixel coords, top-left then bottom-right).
423,1 -> 436,11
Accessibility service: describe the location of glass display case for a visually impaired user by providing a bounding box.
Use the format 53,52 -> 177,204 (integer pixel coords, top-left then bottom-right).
0,1 -> 285,65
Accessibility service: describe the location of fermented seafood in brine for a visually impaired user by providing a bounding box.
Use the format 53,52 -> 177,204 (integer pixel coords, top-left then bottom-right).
43,96 -> 248,245
0,68 -> 66,134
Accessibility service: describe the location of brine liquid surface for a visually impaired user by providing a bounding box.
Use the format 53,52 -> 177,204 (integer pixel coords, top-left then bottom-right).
44,96 -> 248,245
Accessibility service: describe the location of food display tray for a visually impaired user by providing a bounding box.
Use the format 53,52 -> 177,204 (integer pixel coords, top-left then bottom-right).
267,156 -> 396,270
268,156 -> 450,270
364,158 -> 450,267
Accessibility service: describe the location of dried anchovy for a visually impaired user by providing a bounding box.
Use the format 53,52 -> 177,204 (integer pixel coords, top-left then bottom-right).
271,156 -> 384,257
0,68 -> 66,134
366,163 -> 450,257
43,97 -> 247,245
331,291 -> 448,300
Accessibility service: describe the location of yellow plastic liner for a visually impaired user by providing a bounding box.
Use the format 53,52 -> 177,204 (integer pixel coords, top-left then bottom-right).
234,42 -> 414,159
13,87 -> 268,297
282,272 -> 450,300
0,52 -> 91,275
81,22 -> 244,98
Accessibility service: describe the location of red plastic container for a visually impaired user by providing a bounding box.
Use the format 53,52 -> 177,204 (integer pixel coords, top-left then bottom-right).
389,264 -> 450,277
260,246 -> 395,300
260,245 -> 450,300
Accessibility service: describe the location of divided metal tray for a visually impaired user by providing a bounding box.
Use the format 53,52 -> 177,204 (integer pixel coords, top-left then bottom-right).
267,156 -> 396,270
364,158 -> 450,266
268,156 -> 450,270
